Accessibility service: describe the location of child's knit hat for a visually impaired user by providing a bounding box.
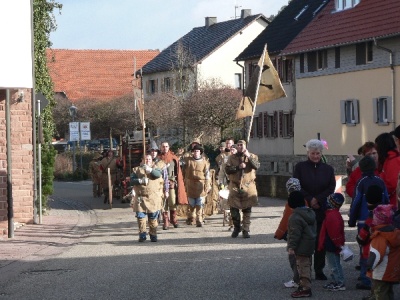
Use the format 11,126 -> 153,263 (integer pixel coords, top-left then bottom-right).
359,155 -> 376,173
327,193 -> 345,209
373,204 -> 394,226
286,178 -> 301,193
288,191 -> 305,209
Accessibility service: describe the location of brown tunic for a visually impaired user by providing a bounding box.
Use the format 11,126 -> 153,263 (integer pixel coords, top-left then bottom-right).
225,153 -> 259,209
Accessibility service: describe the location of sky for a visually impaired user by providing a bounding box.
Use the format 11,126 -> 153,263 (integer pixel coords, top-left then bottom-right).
50,0 -> 289,51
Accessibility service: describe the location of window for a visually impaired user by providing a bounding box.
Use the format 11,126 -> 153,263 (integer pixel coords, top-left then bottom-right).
163,77 -> 172,92
279,110 -> 294,138
340,99 -> 359,125
263,111 -> 278,138
335,0 -> 360,11
146,79 -> 158,94
257,112 -> 263,138
175,75 -> 189,92
234,73 -> 242,89
276,57 -> 293,83
248,62 -> 257,81
335,47 -> 340,68
307,50 -> 327,72
373,97 -> 393,125
356,41 -> 373,65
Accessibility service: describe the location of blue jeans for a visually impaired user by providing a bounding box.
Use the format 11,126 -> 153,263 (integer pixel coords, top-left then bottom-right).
188,197 -> 204,207
326,251 -> 345,285
136,211 -> 159,220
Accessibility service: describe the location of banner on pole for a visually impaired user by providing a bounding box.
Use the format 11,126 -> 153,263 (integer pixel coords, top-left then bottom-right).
69,122 -> 79,141
80,122 -> 91,140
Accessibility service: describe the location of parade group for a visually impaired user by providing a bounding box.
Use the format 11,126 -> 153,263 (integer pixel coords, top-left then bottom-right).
88,129 -> 400,300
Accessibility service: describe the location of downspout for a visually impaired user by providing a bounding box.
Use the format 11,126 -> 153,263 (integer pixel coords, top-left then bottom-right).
30,0 -> 38,224
374,38 -> 395,130
6,90 -> 14,238
236,60 -> 245,139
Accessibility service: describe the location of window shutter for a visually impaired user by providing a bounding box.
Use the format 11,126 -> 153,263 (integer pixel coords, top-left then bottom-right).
273,111 -> 278,138
257,112 -> 263,137
263,112 -> 269,137
335,47 -> 340,69
287,59 -> 293,82
372,98 -> 378,123
387,97 -> 393,122
277,58 -> 282,81
289,110 -> 294,137
307,51 -> 317,72
279,111 -> 283,137
356,43 -> 366,65
146,80 -> 149,94
155,79 -> 158,93
353,99 -> 359,123
300,54 -> 304,73
340,100 -> 346,124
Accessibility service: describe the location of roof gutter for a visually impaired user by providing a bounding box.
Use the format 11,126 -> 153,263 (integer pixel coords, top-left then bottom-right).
374,38 -> 396,130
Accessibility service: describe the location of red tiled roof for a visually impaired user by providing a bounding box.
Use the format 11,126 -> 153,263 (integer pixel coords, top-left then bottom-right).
46,49 -> 160,101
283,0 -> 400,54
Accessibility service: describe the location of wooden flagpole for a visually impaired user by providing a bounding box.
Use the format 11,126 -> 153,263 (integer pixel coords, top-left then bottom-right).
140,68 -> 146,161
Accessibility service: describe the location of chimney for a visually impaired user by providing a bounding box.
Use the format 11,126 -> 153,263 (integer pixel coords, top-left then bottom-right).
241,9 -> 251,18
205,17 -> 217,27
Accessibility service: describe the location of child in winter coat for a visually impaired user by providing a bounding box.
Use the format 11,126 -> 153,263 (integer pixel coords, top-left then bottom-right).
348,155 -> 389,290
274,178 -> 301,288
287,191 -> 317,298
318,193 -> 346,291
367,204 -> 400,300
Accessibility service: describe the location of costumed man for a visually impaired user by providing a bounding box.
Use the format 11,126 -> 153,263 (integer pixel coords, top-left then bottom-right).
182,144 -> 211,227
181,138 -> 208,161
149,142 -> 170,229
100,149 -> 121,204
88,152 -> 102,197
225,140 -> 260,238
130,153 -> 164,242
159,141 -> 188,228
215,142 -> 227,179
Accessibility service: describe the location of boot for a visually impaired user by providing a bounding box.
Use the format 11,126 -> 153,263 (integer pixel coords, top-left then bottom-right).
150,234 -> 157,242
170,210 -> 178,228
186,206 -> 195,225
242,230 -> 250,238
138,232 -> 147,242
162,212 -> 170,230
195,205 -> 203,227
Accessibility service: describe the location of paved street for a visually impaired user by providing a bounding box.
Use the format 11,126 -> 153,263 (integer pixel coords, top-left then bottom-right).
0,181 -> 398,299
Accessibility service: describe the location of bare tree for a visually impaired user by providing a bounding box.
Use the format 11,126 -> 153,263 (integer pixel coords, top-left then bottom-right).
184,78 -> 242,141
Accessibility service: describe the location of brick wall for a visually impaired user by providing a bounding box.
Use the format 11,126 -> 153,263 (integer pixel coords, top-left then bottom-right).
0,89 -> 34,238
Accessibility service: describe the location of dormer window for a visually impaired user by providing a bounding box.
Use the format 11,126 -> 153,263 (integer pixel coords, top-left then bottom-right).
335,0 -> 360,11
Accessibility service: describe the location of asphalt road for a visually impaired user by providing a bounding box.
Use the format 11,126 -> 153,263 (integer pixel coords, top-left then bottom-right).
0,181 -> 398,300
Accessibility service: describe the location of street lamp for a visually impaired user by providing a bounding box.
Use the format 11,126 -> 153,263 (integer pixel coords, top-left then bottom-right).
69,105 -> 77,172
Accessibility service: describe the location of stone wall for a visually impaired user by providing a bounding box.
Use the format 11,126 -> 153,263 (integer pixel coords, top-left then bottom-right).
255,154 -> 351,199
0,89 -> 34,238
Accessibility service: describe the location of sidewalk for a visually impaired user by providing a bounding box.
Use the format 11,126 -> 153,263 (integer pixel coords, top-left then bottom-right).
0,196 -> 95,270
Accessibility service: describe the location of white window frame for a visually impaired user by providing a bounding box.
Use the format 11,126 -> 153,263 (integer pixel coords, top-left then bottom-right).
340,99 -> 359,126
335,0 -> 360,11
373,97 -> 393,125
234,73 -> 242,90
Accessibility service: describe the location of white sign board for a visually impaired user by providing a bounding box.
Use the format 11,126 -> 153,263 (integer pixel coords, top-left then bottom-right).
0,1 -> 33,88
80,122 -> 91,140
69,122 -> 80,141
